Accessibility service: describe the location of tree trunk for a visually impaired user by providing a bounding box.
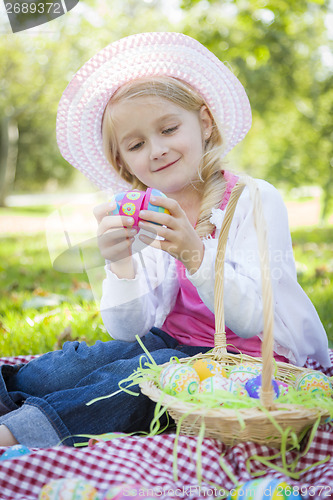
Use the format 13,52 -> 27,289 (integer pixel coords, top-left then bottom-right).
0,116 -> 19,207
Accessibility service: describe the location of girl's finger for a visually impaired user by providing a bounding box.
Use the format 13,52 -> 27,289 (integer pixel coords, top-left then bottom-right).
98,215 -> 135,235
100,236 -> 136,262
139,234 -> 179,260
148,196 -> 182,216
93,201 -> 117,223
138,210 -> 174,229
98,226 -> 137,243
138,233 -> 163,250
138,221 -> 171,241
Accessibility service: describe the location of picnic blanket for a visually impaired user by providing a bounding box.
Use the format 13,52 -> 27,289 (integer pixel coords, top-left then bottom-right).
0,352 -> 332,500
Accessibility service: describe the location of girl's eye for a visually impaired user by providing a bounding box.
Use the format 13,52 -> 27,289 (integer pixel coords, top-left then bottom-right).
129,141 -> 144,151
162,126 -> 178,135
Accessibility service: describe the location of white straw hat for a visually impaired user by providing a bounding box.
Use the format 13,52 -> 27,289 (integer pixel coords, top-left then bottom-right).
56,32 -> 252,191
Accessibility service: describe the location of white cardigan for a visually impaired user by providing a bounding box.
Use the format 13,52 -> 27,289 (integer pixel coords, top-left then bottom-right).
100,179 -> 331,368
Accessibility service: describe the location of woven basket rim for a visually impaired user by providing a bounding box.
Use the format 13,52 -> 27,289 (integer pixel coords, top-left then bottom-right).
140,379 -> 330,421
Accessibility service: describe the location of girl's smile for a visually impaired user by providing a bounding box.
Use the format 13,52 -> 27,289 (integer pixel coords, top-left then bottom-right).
111,95 -> 212,201
153,157 -> 180,173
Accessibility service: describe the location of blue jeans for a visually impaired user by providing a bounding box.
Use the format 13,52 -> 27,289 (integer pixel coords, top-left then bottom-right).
0,329 -> 211,447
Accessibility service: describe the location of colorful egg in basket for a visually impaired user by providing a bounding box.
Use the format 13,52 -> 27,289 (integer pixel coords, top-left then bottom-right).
199,375 -> 244,395
227,477 -> 302,499
295,370 -> 333,398
39,478 -> 99,499
159,363 -> 200,396
192,359 -> 227,381
228,363 -> 261,385
109,188 -> 170,228
245,375 -> 280,399
276,380 -> 290,396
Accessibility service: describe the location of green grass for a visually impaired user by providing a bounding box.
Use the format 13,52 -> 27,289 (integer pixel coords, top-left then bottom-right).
0,230 -> 109,357
0,208 -> 332,357
291,226 -> 333,349
0,205 -> 54,216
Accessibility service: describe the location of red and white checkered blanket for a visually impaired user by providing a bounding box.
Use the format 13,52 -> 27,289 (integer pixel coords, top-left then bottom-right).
0,353 -> 332,500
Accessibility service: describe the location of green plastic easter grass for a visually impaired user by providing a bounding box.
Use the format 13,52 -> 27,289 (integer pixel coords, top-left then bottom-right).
246,415 -> 331,479
147,387 -> 257,487
168,411 -> 239,497
72,432 -> 131,447
88,335 -> 333,419
85,336 -> 333,487
149,397 -> 171,436
86,344 -> 160,405
146,358 -> 331,481
169,409 -> 231,495
196,418 -> 205,485
87,333 -> 333,439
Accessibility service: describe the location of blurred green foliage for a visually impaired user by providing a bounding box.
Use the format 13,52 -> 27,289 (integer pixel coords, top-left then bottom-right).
1,0 -> 333,218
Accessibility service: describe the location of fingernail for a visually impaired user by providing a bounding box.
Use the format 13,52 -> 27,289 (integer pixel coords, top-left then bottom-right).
127,217 -> 134,224
150,196 -> 156,202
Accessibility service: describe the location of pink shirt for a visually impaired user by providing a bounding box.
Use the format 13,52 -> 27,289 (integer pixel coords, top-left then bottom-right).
162,171 -> 288,362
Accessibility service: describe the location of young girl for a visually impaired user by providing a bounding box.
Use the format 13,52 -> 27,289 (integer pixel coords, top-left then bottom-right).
0,32 -> 330,448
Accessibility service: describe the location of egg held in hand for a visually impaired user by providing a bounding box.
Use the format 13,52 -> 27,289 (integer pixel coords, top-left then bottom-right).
109,188 -> 170,229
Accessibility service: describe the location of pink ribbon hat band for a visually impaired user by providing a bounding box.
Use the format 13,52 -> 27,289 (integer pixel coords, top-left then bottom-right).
56,32 -> 252,192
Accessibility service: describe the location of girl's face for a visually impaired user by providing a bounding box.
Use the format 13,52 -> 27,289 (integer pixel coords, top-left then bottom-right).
111,95 -> 212,198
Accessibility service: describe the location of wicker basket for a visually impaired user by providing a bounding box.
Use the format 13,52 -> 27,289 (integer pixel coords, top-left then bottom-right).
140,176 -> 331,447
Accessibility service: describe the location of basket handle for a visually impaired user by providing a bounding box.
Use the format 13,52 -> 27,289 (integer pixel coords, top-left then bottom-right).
214,176 -> 275,410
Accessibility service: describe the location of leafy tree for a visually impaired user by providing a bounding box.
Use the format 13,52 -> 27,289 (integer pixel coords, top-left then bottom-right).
179,0 -> 333,219
0,27 -> 85,202
0,0 -> 171,204
1,0 -> 332,220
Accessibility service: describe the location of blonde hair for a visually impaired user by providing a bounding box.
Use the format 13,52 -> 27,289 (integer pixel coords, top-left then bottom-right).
102,77 -> 227,237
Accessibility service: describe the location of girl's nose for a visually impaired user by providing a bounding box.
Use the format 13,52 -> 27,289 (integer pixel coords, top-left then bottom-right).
149,138 -> 169,161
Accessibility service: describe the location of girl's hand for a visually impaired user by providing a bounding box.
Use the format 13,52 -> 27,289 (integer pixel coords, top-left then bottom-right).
93,201 -> 138,278
138,196 -> 204,274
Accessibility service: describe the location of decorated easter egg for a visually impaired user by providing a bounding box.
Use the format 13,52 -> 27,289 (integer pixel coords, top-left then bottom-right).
276,380 -> 290,396
199,375 -> 245,395
192,359 -> 227,381
109,188 -> 170,228
39,478 -> 98,500
228,363 -> 261,385
0,444 -> 31,461
295,370 -> 333,398
159,363 -> 200,396
245,375 -> 279,399
103,483 -> 157,499
227,477 -> 302,498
